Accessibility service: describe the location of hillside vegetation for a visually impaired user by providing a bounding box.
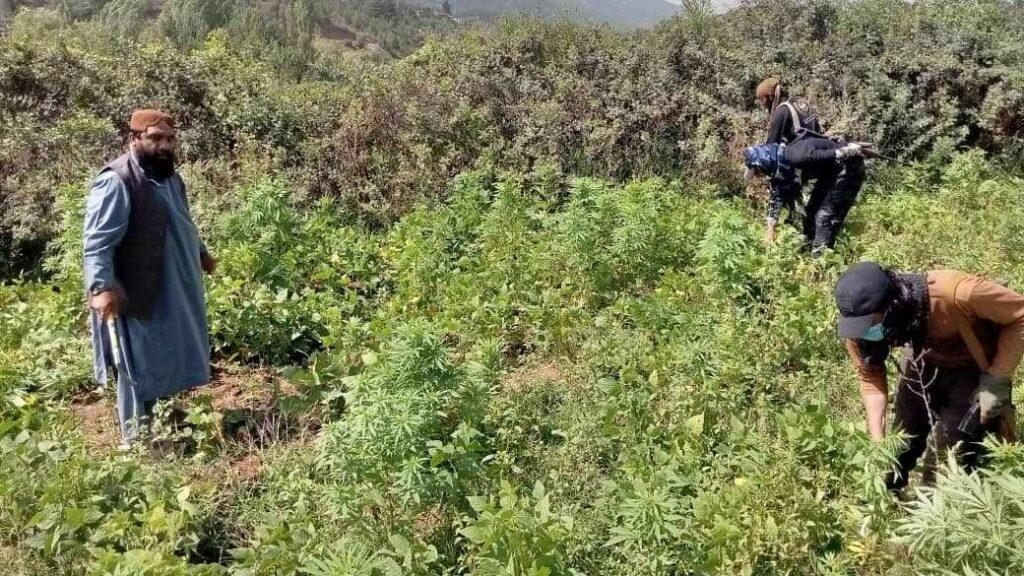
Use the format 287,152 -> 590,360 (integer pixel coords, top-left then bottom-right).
412,0 -> 681,27
1,0 -> 456,58
3,1 -> 1024,575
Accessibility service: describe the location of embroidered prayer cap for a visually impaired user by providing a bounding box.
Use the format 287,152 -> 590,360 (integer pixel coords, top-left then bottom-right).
130,109 -> 176,133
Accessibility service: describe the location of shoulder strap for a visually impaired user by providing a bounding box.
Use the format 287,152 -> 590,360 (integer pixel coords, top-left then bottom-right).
950,305 -> 992,372
933,273 -> 991,372
780,101 -> 801,129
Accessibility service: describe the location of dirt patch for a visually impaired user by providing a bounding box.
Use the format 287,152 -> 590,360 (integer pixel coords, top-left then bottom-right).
70,394 -> 120,452
187,364 -> 295,414
192,364 -> 313,448
501,362 -> 564,393
318,20 -> 359,42
188,451 -> 267,486
69,364 -> 305,452
229,453 -> 264,483
413,503 -> 445,538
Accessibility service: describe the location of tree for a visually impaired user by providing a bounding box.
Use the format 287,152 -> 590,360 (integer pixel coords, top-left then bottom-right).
370,0 -> 397,20
280,0 -> 315,71
159,0 -> 235,47
59,0 -> 109,21
98,0 -> 147,35
441,0 -> 452,17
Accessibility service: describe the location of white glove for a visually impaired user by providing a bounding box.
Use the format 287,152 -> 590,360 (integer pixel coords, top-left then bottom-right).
835,143 -> 864,161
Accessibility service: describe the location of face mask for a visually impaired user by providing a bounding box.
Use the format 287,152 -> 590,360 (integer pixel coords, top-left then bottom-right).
862,323 -> 886,342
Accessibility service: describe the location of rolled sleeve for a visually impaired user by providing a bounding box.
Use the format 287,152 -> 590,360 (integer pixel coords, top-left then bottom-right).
959,277 -> 1024,378
83,171 -> 130,293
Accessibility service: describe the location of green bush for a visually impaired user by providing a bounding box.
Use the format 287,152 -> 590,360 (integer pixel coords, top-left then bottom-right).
206,177 -> 377,363
6,0 -> 1024,277
4,146 -> 1024,574
896,445 -> 1024,575
0,402 -> 216,575
459,480 -> 575,576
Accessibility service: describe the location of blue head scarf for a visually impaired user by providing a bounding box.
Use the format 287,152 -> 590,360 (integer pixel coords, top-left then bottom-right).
744,143 -> 781,176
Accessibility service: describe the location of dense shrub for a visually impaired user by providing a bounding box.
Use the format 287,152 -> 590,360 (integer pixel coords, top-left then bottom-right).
205,177 -> 380,363
4,1 -> 1024,276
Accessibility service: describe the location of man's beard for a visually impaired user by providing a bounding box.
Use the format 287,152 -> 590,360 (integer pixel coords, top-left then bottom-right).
137,151 -> 176,180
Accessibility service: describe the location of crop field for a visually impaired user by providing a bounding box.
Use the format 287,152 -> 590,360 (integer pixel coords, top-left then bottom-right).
2,1 -> 1024,575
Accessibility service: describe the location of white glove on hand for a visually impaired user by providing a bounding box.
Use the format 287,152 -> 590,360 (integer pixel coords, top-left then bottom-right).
835,143 -> 864,161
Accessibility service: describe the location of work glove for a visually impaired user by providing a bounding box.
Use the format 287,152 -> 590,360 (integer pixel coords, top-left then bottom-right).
853,141 -> 878,154
835,143 -> 864,161
978,373 -> 1013,424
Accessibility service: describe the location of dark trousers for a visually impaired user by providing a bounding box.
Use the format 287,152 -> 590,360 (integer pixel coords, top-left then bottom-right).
887,355 -> 995,490
768,177 -> 805,225
803,157 -> 865,253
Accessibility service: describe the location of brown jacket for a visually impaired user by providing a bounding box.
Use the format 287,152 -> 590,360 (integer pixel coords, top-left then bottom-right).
846,270 -> 1024,396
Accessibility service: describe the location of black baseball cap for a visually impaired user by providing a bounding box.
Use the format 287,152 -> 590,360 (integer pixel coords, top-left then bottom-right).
835,262 -> 893,339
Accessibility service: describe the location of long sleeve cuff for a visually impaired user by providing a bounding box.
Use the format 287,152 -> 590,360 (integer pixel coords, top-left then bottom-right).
84,255 -> 117,293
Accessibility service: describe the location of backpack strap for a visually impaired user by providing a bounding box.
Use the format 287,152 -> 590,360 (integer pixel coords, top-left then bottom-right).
948,304 -> 992,372
932,273 -> 991,372
780,101 -> 802,132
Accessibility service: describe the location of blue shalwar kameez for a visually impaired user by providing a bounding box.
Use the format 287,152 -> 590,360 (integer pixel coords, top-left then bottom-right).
83,161 -> 210,442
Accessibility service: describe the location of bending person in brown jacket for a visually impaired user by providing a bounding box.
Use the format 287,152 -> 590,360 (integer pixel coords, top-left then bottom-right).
835,262 -> 1024,490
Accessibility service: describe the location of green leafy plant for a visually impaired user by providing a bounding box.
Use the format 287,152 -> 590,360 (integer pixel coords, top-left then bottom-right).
459,481 -> 576,576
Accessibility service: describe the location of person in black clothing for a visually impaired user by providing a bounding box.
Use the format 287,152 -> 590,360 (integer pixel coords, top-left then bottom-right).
744,135 -> 867,257
757,77 -> 803,146
755,77 -> 823,244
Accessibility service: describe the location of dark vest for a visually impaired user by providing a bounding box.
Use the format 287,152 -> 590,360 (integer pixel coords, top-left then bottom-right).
104,153 -> 180,319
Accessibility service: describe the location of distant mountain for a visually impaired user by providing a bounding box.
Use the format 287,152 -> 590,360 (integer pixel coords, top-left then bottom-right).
411,0 -> 681,28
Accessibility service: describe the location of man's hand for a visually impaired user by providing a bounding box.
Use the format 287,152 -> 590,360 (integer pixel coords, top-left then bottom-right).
835,143 -> 864,161
765,218 -> 778,245
852,142 -> 879,157
200,253 -> 217,275
89,290 -> 119,320
978,373 -> 1012,424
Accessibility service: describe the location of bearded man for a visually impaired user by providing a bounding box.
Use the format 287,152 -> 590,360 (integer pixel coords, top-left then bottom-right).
83,109 -> 215,446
